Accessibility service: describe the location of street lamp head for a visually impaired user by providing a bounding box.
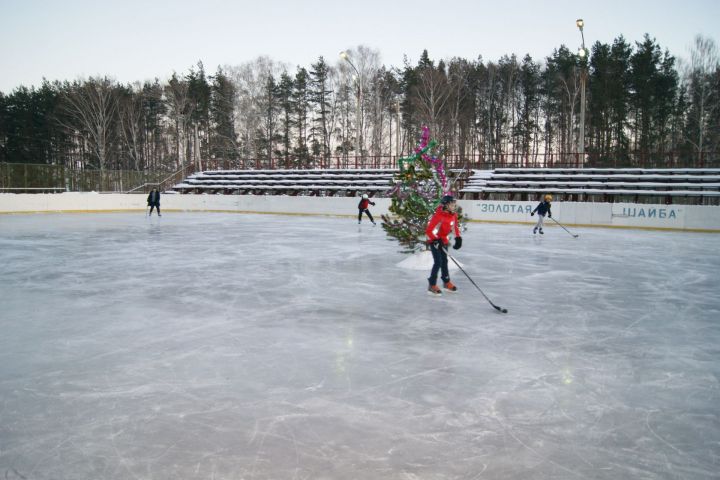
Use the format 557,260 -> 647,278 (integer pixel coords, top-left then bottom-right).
578,47 -> 587,58
576,18 -> 584,30
340,50 -> 360,77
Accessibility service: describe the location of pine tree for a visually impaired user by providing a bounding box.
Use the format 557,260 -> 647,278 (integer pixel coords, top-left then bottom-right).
209,67 -> 237,167
292,67 -> 310,166
381,126 -> 465,253
0,91 -> 7,162
276,72 -> 294,168
309,56 -> 333,161
186,63 -> 211,168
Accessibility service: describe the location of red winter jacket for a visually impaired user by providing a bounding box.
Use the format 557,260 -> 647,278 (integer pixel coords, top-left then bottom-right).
358,198 -> 374,210
426,206 -> 461,245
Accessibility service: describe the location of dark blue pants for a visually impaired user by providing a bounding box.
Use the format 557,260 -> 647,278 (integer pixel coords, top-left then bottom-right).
358,209 -> 374,222
428,242 -> 449,286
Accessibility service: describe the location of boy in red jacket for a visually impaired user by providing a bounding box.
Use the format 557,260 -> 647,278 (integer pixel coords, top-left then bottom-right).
425,195 -> 462,295
358,194 -> 376,225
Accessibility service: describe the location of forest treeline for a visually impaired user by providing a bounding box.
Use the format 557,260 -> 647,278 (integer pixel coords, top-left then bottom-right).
1,34 -> 718,173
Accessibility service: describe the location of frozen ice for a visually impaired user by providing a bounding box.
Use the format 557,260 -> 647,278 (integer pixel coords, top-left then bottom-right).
1,212 -> 719,479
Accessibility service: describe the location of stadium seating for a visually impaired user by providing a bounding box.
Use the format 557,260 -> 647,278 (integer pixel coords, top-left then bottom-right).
460,168 -> 720,205
171,169 -> 397,196
170,167 -> 720,205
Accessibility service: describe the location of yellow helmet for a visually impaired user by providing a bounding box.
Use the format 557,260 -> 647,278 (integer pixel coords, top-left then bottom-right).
544,194 -> 553,202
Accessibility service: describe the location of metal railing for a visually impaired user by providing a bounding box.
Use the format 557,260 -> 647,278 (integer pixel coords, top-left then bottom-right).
124,164 -> 196,194
0,163 -> 189,193
199,151 -> 719,171
0,187 -> 66,193
2,150 -> 717,193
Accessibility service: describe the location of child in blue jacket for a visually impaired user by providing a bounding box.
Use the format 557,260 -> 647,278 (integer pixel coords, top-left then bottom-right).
531,194 -> 552,234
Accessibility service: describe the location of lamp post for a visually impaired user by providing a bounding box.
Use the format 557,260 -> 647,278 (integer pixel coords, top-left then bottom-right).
576,18 -> 587,168
340,51 -> 362,161
396,100 -> 401,160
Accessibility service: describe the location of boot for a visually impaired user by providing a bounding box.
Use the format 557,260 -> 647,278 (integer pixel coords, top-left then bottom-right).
533,227 -> 537,234
443,281 -> 457,292
539,228 -> 544,234
428,285 -> 442,295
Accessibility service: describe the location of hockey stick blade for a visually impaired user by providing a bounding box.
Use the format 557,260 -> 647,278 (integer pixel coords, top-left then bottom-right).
444,247 -> 508,314
550,217 -> 579,238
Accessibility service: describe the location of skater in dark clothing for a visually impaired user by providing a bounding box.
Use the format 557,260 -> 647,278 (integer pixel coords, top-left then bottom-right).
358,194 -> 376,225
425,195 -> 462,295
531,194 -> 552,234
147,187 -> 161,216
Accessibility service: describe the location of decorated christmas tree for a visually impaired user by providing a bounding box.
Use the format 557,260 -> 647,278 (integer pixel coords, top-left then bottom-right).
381,126 -> 466,253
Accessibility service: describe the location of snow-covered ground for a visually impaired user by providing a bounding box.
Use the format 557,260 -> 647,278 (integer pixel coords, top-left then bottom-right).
1,212 -> 718,479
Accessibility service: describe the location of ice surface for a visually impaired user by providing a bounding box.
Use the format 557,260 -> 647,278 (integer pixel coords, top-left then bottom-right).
1,212 -> 719,479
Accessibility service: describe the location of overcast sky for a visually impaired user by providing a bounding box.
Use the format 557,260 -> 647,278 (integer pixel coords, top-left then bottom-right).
1,0 -> 718,93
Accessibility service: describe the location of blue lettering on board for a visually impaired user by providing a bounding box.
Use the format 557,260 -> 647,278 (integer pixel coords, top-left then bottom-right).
477,203 -> 531,214
621,207 -> 678,220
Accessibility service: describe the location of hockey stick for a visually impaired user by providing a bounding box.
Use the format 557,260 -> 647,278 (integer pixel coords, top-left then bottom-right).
443,247 -> 508,314
550,217 -> 579,238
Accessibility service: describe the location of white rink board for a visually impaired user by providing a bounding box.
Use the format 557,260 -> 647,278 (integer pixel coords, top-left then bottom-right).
1,193 -> 719,231
461,200 -> 720,231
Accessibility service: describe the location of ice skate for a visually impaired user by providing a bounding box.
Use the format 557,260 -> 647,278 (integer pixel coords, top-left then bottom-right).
428,285 -> 442,295
443,281 -> 457,292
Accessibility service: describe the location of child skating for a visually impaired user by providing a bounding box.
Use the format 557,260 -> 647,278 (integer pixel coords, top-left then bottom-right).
358,194 -> 376,225
531,194 -> 552,234
425,195 -> 462,295
147,187 -> 161,217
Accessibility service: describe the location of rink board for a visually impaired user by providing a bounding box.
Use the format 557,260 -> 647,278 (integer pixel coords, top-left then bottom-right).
1,193 -> 719,232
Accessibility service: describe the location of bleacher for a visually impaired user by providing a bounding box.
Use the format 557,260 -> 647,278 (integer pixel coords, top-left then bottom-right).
171,169 -> 397,196
460,168 -> 720,205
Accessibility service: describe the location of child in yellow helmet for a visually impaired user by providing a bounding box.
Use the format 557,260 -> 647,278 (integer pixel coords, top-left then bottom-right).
530,194 -> 552,234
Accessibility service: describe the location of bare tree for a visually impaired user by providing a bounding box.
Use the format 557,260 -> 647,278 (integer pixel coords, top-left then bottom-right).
411,63 -> 452,138
225,57 -> 288,166
164,74 -> 192,170
559,70 -> 582,156
337,45 -> 381,157
118,82 -> 144,171
682,35 -> 719,163
58,77 -> 119,172
445,58 -> 472,159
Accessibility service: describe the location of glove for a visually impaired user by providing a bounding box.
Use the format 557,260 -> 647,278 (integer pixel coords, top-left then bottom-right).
429,239 -> 442,249
370,201 -> 376,206
453,237 -> 462,250
531,212 -> 535,216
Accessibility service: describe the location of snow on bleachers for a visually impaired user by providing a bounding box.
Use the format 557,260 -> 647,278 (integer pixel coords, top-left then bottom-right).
172,168 -> 398,195
493,168 -> 720,175
461,168 -> 720,203
471,187 -> 720,197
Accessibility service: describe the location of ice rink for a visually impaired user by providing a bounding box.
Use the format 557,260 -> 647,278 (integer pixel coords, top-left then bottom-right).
1,212 -> 719,480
